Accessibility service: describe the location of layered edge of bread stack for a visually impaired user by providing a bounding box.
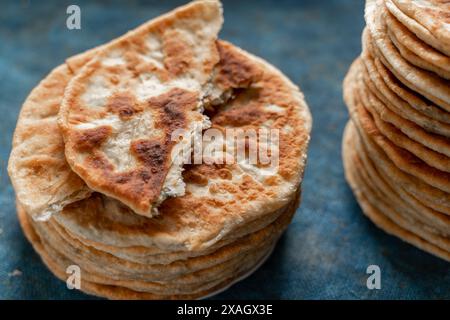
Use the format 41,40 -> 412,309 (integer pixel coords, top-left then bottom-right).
342,0 -> 450,262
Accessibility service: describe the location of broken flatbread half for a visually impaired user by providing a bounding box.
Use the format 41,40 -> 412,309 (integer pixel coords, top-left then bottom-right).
59,0 -> 224,217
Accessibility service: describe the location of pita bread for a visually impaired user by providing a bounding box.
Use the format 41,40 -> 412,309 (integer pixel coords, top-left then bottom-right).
345,63 -> 450,193
343,1 -> 450,262
29,192 -> 297,282
365,0 -> 450,112
343,122 -> 450,262
10,0 -> 311,299
16,185 -> 299,298
32,220 -> 274,295
7,63 -> 93,221
53,41 -> 310,255
59,0 -> 224,217
8,1 -> 220,220
390,0 -> 450,46
353,141 -> 450,251
362,31 -> 450,129
360,50 -> 450,153
354,71 -> 450,172
385,11 -> 450,80
355,128 -> 450,235
17,202 -> 280,299
344,59 -> 450,212
386,0 -> 450,56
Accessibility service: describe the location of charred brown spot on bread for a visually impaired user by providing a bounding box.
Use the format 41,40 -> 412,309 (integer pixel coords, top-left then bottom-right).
183,169 -> 209,186
213,102 -> 265,127
184,163 -> 233,183
162,30 -> 193,76
86,154 -> 114,171
106,92 -> 141,120
85,149 -> 166,209
150,88 -> 198,133
73,126 -> 112,152
131,139 -> 170,170
215,41 -> 263,89
112,169 -> 162,200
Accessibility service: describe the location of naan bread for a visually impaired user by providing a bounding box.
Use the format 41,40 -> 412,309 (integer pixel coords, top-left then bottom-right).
59,0 -> 224,217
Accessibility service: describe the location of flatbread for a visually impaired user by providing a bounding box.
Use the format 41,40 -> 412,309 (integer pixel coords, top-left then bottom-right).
343,59 -> 450,210
360,49 -> 450,153
9,1 -> 221,220
391,0 -> 450,47
365,0 -> 450,112
28,192 -> 298,282
17,203 -> 279,299
386,10 -> 450,80
355,71 -> 450,172
343,121 -> 450,262
52,41 -> 311,254
362,28 -> 450,130
355,128 -> 450,235
386,0 -> 450,56
59,0 -> 224,217
354,142 -> 450,252
345,61 -> 450,193
8,63 -> 93,221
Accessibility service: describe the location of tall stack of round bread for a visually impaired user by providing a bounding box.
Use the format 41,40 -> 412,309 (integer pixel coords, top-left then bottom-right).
8,0 -> 312,298
343,0 -> 450,261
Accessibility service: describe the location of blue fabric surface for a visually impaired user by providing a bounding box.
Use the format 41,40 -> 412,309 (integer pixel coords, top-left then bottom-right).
0,0 -> 448,300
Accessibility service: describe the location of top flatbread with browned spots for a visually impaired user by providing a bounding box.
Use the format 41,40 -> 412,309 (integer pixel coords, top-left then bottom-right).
52,41 -> 311,254
59,0 -> 223,217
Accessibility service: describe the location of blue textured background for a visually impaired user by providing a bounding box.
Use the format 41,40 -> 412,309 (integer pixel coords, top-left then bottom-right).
0,0 -> 449,300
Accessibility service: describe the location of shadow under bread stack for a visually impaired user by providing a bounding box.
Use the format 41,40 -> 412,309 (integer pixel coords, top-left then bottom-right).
8,0 -> 312,298
342,0 -> 450,261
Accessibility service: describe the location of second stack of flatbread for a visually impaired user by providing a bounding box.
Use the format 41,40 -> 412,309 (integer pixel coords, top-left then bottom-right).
8,0 -> 312,299
342,0 -> 450,262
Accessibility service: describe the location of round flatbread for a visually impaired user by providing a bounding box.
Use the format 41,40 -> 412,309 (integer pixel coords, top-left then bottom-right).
53,41 -> 311,254
59,0 -> 224,217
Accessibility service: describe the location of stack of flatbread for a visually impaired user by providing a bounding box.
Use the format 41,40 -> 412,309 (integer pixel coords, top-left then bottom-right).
8,0 -> 312,299
342,0 -> 450,261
